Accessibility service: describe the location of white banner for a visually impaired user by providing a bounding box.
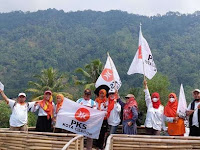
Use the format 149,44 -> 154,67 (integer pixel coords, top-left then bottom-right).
127,25 -> 157,79
55,98 -> 105,139
177,84 -> 187,116
95,54 -> 121,90
0,82 -> 4,91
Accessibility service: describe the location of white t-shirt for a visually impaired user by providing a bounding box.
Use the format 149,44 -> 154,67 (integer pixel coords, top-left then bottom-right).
8,99 -> 35,127
187,101 -> 200,127
107,103 -> 121,126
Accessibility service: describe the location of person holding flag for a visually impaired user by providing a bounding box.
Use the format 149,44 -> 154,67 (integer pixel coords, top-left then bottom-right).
127,24 -> 157,80
164,93 -> 185,136
0,89 -> 35,131
143,80 -> 166,135
76,89 -> 96,150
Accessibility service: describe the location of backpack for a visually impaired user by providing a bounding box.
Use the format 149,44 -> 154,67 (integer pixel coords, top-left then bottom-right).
13,102 -> 30,111
77,98 -> 95,108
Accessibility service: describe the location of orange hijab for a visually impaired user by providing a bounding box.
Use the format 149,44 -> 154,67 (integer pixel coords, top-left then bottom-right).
107,95 -> 116,118
164,93 -> 178,117
95,89 -> 107,110
39,95 -> 54,120
56,94 -> 64,114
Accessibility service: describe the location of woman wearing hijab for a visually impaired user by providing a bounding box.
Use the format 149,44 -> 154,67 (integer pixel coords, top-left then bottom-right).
55,94 -> 64,114
143,80 -> 166,135
164,93 -> 185,136
95,89 -> 108,150
33,90 -> 55,132
118,94 -> 138,134
53,94 -> 65,132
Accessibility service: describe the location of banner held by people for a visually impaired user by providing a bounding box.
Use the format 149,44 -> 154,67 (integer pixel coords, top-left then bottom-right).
95,53 -> 122,91
55,98 -> 106,139
127,24 -> 157,79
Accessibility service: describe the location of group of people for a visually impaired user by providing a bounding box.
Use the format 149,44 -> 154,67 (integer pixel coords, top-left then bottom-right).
76,88 -> 138,150
143,80 -> 200,137
0,80 -> 200,150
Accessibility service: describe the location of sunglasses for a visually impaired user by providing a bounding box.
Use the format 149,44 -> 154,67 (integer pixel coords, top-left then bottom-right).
85,93 -> 91,96
19,96 -> 25,98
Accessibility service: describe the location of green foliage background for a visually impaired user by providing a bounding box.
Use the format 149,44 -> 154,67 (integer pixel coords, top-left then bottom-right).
0,9 -> 200,127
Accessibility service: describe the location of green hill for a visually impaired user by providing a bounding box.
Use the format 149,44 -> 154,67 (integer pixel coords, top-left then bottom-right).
0,9 -> 199,101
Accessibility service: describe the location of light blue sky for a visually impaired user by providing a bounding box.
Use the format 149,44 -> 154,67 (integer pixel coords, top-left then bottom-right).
0,0 -> 199,16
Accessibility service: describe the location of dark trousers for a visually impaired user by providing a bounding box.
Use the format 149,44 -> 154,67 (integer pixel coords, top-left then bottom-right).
189,126 -> 200,136
36,116 -> 52,132
96,120 -> 108,149
145,127 -> 160,135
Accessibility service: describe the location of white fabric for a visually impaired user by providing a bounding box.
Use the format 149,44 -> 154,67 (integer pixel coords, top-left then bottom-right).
76,98 -> 97,109
177,84 -> 187,116
144,89 -> 165,131
0,81 -> 4,91
107,103 -> 121,126
95,55 -> 121,90
33,102 -> 55,116
164,115 -> 174,123
127,26 -> 157,79
55,98 -> 106,139
187,102 -> 200,127
96,101 -> 108,111
8,99 -> 35,127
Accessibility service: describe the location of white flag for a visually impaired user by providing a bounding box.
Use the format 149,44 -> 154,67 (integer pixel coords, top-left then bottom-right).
127,25 -> 157,79
177,84 -> 187,115
0,82 -> 4,91
95,54 -> 121,90
55,98 -> 105,139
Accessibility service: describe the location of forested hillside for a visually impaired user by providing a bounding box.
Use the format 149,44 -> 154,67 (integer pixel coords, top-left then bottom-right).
0,9 -> 199,101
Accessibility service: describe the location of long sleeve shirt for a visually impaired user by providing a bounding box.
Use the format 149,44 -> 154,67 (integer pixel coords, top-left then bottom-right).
107,102 -> 121,126
118,98 -> 138,124
144,88 -> 166,131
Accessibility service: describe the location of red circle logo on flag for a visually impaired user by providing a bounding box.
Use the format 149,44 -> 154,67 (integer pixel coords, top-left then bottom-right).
101,68 -> 114,82
75,108 -> 90,122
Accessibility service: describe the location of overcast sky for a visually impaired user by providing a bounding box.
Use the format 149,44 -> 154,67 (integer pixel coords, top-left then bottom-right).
0,0 -> 199,16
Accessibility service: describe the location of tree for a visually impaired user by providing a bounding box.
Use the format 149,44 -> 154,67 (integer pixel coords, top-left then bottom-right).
124,73 -> 171,125
74,59 -> 103,90
147,73 -> 171,105
26,67 -> 72,101
0,101 -> 10,128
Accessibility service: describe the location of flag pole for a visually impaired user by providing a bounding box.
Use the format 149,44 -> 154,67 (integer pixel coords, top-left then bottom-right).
140,23 -> 146,82
107,52 -> 117,92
